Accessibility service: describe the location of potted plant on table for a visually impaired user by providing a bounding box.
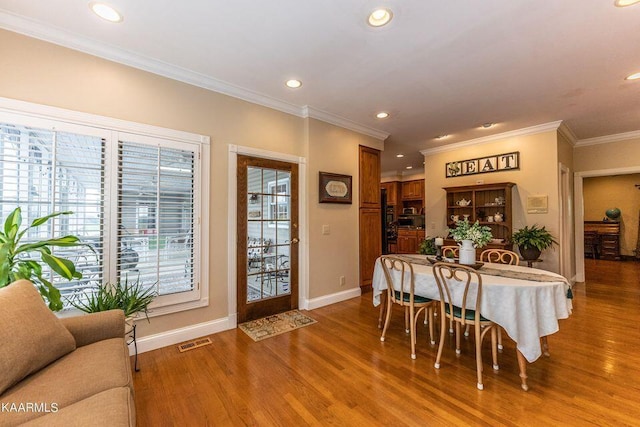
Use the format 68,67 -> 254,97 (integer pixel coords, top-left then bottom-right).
448,219 -> 493,265
511,224 -> 557,261
418,237 -> 437,255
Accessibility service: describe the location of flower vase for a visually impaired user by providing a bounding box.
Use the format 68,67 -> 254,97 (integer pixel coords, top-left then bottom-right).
458,239 -> 476,265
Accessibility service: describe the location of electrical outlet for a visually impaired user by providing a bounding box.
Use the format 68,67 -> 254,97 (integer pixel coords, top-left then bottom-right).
322,225 -> 330,235
339,276 -> 345,286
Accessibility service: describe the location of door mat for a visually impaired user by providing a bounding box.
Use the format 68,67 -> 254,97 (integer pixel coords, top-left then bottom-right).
239,310 -> 316,342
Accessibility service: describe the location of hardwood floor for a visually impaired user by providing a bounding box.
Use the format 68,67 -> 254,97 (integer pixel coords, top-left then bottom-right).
133,259 -> 640,426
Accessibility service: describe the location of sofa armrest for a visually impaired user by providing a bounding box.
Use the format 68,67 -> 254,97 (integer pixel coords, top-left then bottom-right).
60,310 -> 125,347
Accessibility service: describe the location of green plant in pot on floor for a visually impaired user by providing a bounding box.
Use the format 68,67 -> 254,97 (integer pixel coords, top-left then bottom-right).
0,207 -> 86,311
511,224 -> 557,261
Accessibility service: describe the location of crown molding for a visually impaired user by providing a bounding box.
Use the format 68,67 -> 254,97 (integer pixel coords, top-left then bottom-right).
575,129 -> 640,147
0,11 -> 395,142
0,11 -> 305,117
557,122 -> 577,146
420,121 -> 563,156
302,106 -> 390,141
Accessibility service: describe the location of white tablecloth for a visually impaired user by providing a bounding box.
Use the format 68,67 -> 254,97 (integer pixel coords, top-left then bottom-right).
372,255 -> 572,362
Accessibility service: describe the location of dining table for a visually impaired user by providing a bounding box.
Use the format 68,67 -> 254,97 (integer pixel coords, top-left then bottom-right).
372,254 -> 573,391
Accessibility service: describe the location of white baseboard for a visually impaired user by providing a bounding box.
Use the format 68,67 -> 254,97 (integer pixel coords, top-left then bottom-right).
129,316 -> 234,355
304,287 -> 362,310
128,288 -> 362,355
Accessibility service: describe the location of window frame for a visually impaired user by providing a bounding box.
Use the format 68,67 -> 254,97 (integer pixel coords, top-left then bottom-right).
0,98 -> 210,317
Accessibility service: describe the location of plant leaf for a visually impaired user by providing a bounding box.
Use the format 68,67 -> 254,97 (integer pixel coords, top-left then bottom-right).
4,208 -> 21,241
30,211 -> 74,228
36,275 -> 63,311
15,236 -> 81,254
41,253 -> 79,280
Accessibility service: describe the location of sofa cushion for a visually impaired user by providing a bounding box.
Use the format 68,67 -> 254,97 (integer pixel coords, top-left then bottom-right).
0,338 -> 132,426
0,280 -> 76,395
19,387 -> 135,427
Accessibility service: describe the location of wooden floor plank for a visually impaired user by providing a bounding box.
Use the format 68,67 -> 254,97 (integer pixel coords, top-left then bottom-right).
133,259 -> 640,426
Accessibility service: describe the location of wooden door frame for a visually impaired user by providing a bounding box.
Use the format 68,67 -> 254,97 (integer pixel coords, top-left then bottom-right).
227,145 -> 308,327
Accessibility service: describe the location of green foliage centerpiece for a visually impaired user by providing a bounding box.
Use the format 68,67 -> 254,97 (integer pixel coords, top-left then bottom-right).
448,219 -> 493,248
448,219 -> 493,265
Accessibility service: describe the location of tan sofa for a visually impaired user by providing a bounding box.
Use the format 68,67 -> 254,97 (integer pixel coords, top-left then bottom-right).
0,280 -> 135,426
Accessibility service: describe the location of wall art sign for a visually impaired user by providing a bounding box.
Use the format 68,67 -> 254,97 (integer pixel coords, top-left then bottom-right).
445,151 -> 520,178
319,172 -> 352,204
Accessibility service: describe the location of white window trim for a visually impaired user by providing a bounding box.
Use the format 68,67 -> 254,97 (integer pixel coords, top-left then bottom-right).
0,97 -> 210,317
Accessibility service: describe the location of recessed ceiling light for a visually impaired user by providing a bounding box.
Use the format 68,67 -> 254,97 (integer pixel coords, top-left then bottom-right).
285,79 -> 302,89
435,134 -> 449,140
90,2 -> 123,23
396,154 -> 404,158
481,123 -> 495,129
368,8 -> 393,27
406,166 -> 413,170
625,72 -> 640,80
614,0 -> 640,7
376,112 -> 390,119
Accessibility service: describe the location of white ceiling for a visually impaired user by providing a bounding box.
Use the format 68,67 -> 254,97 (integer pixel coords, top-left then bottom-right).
1,0 -> 639,175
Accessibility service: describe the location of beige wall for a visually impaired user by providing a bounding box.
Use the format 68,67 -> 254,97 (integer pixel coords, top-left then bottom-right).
424,131 -> 563,273
574,138 -> 640,172
583,174 -> 640,256
0,30 -> 381,338
306,119 -> 382,298
557,131 -> 575,278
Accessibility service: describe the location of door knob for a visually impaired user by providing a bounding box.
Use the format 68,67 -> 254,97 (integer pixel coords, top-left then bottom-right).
291,238 -> 299,244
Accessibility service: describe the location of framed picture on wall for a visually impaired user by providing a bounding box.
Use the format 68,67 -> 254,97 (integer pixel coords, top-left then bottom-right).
319,172 -> 352,204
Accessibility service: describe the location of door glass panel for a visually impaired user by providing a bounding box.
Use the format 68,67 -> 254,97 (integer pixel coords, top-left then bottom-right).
246,166 -> 292,303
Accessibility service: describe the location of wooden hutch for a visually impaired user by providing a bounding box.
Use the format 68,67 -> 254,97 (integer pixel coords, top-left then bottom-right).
443,182 -> 516,252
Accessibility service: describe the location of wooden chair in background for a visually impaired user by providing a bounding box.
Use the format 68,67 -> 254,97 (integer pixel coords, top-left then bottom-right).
432,262 -> 499,390
584,231 -> 599,259
379,256 -> 438,359
441,246 -> 459,258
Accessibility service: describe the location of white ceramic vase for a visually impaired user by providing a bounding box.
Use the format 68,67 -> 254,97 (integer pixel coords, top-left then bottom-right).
458,239 -> 476,265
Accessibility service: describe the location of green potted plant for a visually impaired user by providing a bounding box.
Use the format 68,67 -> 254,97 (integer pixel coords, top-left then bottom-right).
511,224 -> 557,261
68,276 -> 157,322
448,219 -> 493,265
0,207 -> 86,311
418,237 -> 437,255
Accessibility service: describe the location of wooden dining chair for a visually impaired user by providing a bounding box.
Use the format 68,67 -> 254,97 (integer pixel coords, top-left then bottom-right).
432,262 -> 499,390
477,248 -> 520,348
441,246 -> 459,258
480,248 -> 519,265
379,256 -> 438,359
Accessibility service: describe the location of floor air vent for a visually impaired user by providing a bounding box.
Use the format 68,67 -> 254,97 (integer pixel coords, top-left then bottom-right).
178,337 -> 212,352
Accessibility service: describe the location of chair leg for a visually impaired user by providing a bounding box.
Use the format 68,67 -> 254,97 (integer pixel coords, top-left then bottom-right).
491,326 -> 499,370
541,336 -> 550,357
428,306 -> 435,345
377,292 -> 386,329
404,306 -> 410,334
497,326 -> 503,350
464,324 -> 470,337
475,323 -> 484,390
409,306 -> 417,360
434,306 -> 446,369
380,292 -> 393,342
455,322 -> 461,355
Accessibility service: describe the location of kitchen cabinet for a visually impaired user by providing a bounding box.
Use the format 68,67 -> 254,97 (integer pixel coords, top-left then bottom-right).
359,146 -> 381,288
401,180 -> 424,201
381,181 -> 399,206
396,228 -> 426,254
443,182 -> 515,250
